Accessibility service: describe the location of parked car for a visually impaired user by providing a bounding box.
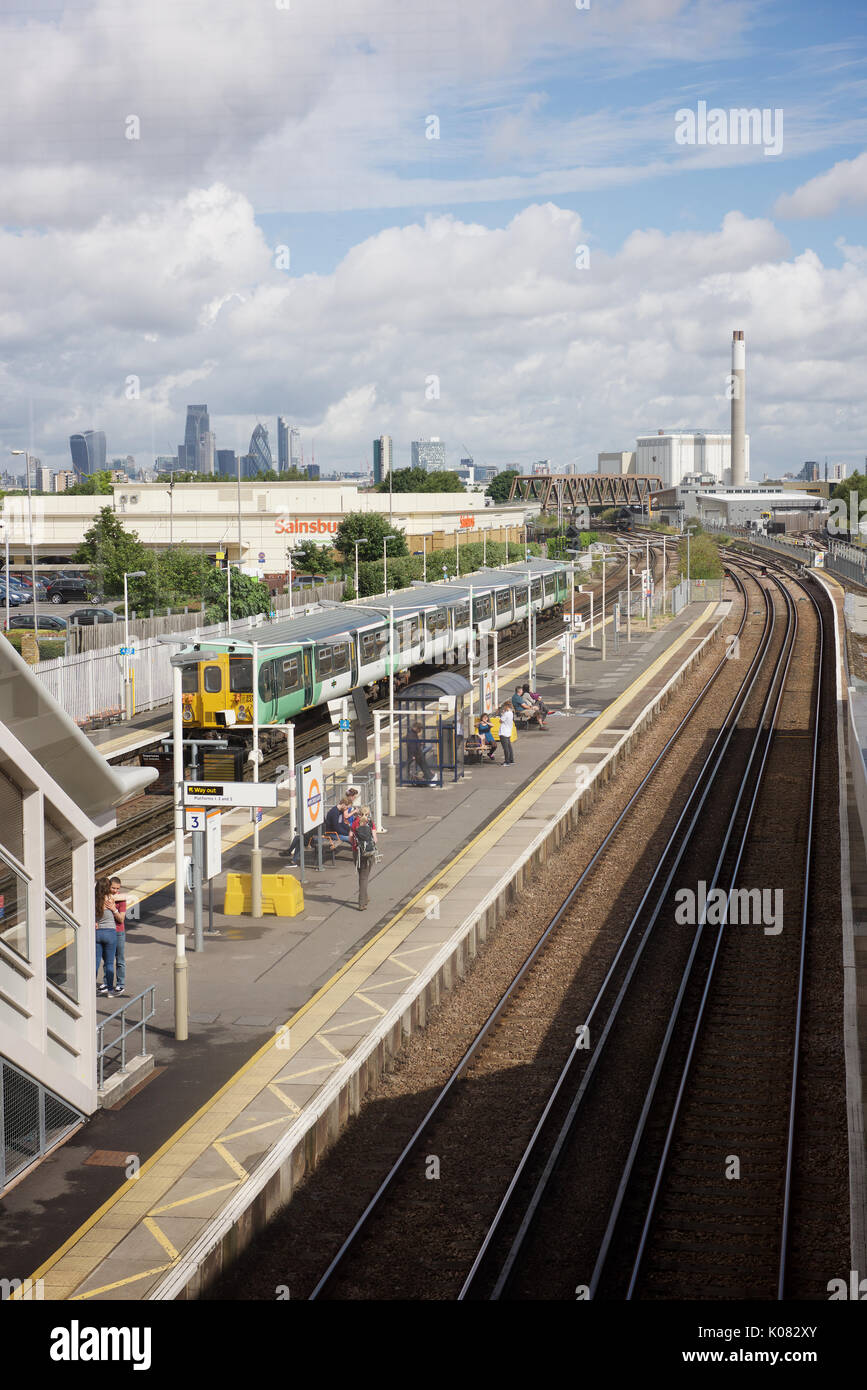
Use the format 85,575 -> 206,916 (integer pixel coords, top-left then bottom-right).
67,607 -> 118,625
45,577 -> 100,605
4,613 -> 68,633
0,584 -> 22,607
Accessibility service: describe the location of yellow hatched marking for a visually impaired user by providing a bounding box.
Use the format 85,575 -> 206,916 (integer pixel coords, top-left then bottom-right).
219,1116 -> 294,1144
275,1059 -> 342,1083
142,1217 -> 179,1261
71,1263 -> 174,1300
150,1182 -> 239,1217
266,1081 -> 302,1116
316,1034 -> 346,1061
211,1141 -> 248,1182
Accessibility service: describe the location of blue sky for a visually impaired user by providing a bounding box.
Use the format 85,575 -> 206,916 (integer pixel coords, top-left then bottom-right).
0,0 -> 866,478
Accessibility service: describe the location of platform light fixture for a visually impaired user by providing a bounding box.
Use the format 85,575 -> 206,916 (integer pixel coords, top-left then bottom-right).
353,538 -> 368,601
383,534 -> 397,594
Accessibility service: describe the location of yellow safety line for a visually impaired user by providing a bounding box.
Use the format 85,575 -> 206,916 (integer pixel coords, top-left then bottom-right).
28,602 -> 719,1291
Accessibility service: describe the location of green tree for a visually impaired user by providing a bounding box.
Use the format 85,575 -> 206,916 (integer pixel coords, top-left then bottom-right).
423,470 -> 465,493
74,507 -> 153,598
485,470 -> 520,504
289,540 -> 338,574
335,512 -> 409,565
204,567 -> 269,622
376,467 -> 426,493
67,470 -> 114,496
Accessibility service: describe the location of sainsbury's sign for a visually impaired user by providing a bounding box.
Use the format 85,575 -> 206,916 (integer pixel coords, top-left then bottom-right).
459,515 -> 476,529
275,517 -> 339,535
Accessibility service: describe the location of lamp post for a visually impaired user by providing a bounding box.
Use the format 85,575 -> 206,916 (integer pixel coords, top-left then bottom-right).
287,545 -> 294,619
482,526 -> 489,567
0,523 -> 8,634
122,570 -> 146,718
627,543 -> 632,643
226,562 -> 232,629
685,526 -> 698,601
250,639 -> 263,915
353,537 -> 368,600
383,534 -> 397,594
10,450 -> 36,607
421,532 -> 432,582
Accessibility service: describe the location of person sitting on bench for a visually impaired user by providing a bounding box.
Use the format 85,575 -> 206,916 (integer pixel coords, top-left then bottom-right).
518,687 -> 547,728
407,722 -> 436,784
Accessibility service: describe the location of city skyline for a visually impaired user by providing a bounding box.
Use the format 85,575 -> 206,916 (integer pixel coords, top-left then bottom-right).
1,1 -> 865,479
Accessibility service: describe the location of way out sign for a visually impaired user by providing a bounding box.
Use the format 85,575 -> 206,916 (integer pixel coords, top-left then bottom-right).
299,756 -> 324,833
183,781 -> 279,808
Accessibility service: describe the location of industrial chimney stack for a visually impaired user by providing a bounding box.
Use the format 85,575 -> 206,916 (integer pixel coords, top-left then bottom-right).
731,330 -> 746,486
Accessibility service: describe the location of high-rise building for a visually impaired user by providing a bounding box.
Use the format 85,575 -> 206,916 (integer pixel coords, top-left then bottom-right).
200,431 -> 216,475
247,423 -> 273,474
290,427 -> 302,469
216,449 -> 238,478
373,434 -> 393,485
277,417 -> 290,472
36,466 -> 52,492
306,463 -> 320,481
184,404 -> 210,473
52,470 -> 77,493
797,460 -> 820,482
154,455 -> 177,474
69,429 -> 107,477
411,437 -> 446,472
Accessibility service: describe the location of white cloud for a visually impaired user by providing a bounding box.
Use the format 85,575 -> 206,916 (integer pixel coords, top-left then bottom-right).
3,191 -> 866,475
774,151 -> 867,218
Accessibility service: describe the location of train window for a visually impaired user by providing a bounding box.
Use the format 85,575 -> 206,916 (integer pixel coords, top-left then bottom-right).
361,630 -> 384,661
203,665 -> 222,694
279,657 -> 300,693
472,595 -> 491,622
426,608 -> 447,633
332,643 -> 349,674
544,576 -> 555,597
258,662 -> 275,701
515,586 -> 529,608
531,579 -> 543,601
229,657 -> 252,692
495,589 -> 512,615
181,665 -> 198,693
317,646 -> 333,677
453,602 -> 469,628
425,610 -> 438,634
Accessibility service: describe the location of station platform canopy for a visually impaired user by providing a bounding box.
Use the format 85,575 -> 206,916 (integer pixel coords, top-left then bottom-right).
395,672 -> 473,704
0,639 -> 156,826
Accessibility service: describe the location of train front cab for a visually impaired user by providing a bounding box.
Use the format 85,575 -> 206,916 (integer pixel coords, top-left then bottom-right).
182,650 -> 259,728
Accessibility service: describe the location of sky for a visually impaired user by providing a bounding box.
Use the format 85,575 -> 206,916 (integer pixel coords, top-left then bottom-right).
0,0 -> 866,480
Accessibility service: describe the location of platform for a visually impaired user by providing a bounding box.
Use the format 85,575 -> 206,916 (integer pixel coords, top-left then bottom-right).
8,595 -> 731,1300
86,707 -> 171,760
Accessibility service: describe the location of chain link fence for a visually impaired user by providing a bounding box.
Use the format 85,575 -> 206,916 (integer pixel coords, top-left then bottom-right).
1,1055 -> 83,1193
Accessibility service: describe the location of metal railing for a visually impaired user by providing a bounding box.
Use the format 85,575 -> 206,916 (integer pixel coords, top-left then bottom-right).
0,1054 -> 84,1192
96,985 -> 156,1091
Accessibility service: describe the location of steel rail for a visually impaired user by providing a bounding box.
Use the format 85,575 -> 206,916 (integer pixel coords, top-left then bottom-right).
470,565 -> 784,1299
308,566 -> 745,1299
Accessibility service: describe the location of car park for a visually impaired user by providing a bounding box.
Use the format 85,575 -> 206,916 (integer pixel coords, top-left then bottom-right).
67,607 -> 118,625
45,577 -> 100,605
3,613 -> 68,633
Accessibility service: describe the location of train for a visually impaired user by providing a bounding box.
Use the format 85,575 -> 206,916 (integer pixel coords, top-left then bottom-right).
175,557 -> 572,734
616,508 -> 635,533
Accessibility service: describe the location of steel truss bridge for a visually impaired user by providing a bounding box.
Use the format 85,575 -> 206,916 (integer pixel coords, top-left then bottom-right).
507,474 -> 663,510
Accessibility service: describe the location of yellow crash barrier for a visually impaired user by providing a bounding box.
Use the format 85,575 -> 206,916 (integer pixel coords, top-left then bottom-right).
223,872 -> 304,917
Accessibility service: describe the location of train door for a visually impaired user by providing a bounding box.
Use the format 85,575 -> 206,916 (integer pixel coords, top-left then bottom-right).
257,658 -> 278,723
302,646 -> 314,707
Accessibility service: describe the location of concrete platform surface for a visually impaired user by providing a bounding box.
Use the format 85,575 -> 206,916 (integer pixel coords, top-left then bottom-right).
7,596 -> 728,1300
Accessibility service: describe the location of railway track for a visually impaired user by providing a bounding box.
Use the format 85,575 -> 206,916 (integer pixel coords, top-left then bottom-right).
276,557 -> 845,1301
297,563 -> 772,1298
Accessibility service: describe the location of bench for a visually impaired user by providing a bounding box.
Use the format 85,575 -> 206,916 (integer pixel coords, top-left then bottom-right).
322,832 -> 354,864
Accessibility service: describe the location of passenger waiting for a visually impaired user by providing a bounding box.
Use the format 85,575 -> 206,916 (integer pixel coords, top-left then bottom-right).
407,722 -> 436,785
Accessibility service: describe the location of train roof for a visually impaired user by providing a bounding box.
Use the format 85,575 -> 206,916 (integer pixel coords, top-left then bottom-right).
177,557 -> 568,655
